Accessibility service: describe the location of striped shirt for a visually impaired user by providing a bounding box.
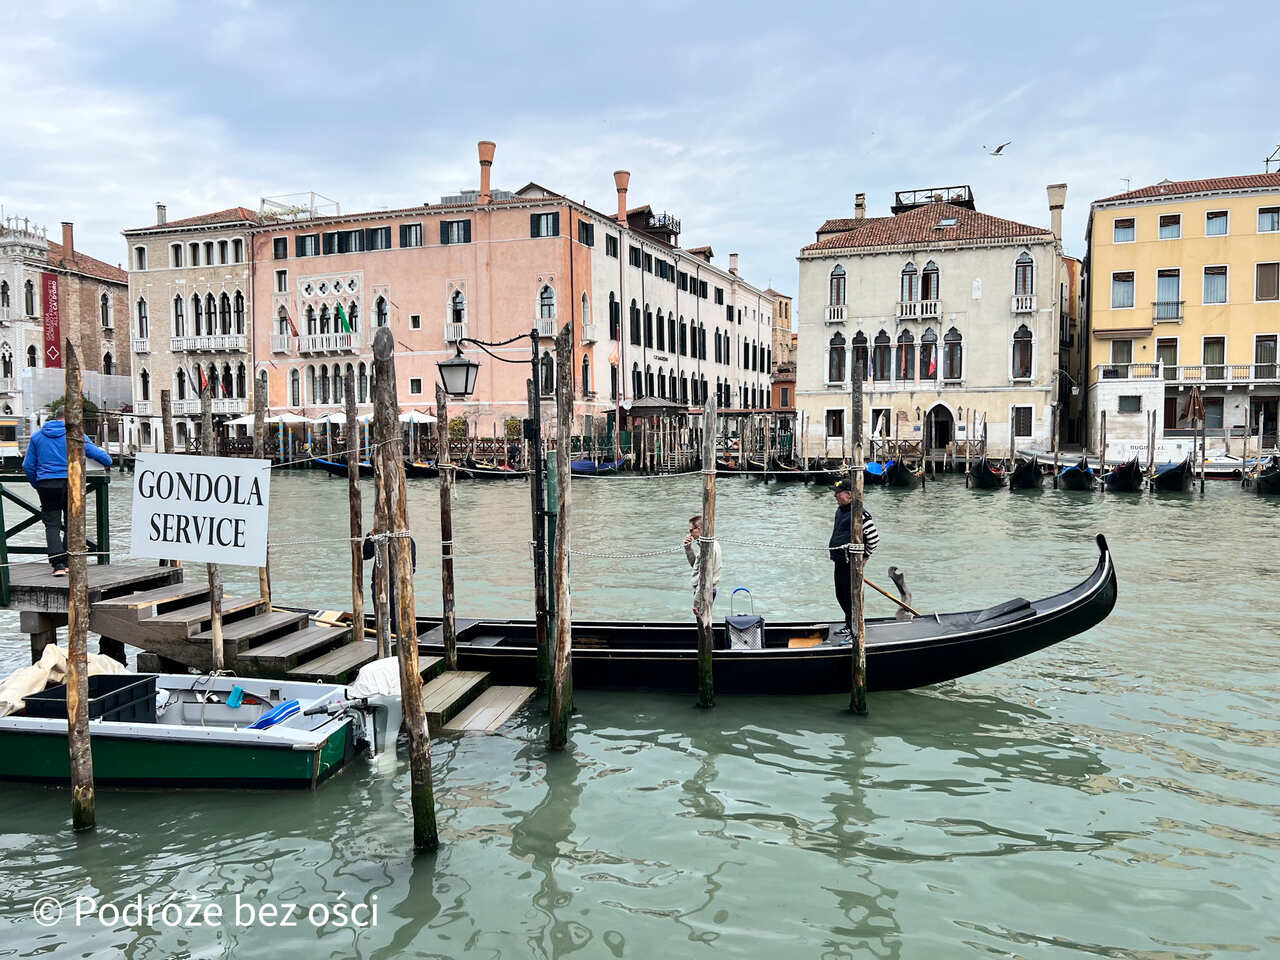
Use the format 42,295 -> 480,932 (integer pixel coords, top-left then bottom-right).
829,505 -> 879,559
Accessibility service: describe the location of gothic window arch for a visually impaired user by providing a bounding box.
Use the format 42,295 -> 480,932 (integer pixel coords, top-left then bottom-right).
236,363 -> 246,399
900,262 -> 918,302
0,348 -> 11,378
538,285 -> 556,320
451,290 -> 466,327
331,363 -> 342,403
234,291 -> 245,334
290,369 -> 301,407
895,329 -> 916,381
0,281 -> 9,308
375,296 -> 388,327
540,350 -> 555,395
943,327 -> 963,380
138,367 -> 149,400
922,261 -> 940,300
100,293 -> 110,328
319,304 -> 330,334
192,295 -> 203,335
829,264 -> 846,305
358,362 -> 368,402
851,331 -> 868,379
306,305 -> 317,335
348,302 -> 359,331
173,295 -> 185,336
24,280 -> 35,316
1015,251 -> 1035,296
102,352 -> 114,376
581,354 -> 590,395
827,332 -> 846,383
259,368 -> 268,400
277,307 -> 289,335
219,292 -> 232,334
872,329 -> 892,381
205,294 -> 217,334
27,345 -> 37,368
176,368 -> 187,400
920,328 -> 938,380
1011,324 -> 1034,380
581,292 -> 590,336
136,298 -> 149,338
221,363 -> 233,398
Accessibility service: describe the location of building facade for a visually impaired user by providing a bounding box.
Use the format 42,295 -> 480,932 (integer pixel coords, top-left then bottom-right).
1060,254 -> 1086,444
796,185 -> 1067,457
1085,173 -> 1280,454
0,216 -> 129,424
766,289 -> 795,410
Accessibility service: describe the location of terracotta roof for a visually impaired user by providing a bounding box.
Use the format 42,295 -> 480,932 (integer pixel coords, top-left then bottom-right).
45,241 -> 127,284
802,202 -> 1051,252
126,206 -> 259,234
817,217 -> 869,235
1096,173 -> 1280,203
763,287 -> 790,298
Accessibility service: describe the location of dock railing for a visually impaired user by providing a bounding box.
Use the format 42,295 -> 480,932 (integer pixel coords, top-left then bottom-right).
0,472 -> 111,607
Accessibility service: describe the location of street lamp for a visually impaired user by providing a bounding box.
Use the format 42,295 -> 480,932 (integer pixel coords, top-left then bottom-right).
436,328 -> 551,689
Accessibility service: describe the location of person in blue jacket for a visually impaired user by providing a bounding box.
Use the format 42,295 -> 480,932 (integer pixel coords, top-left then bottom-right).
22,416 -> 113,575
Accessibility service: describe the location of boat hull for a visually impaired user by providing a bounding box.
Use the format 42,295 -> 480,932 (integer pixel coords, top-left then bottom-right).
1104,458 -> 1144,492
1059,460 -> 1096,491
316,458 -> 374,479
1149,457 -> 1193,492
1250,460 -> 1280,494
1009,456 -> 1043,489
404,460 -> 440,479
884,460 -> 919,488
970,458 -> 1006,489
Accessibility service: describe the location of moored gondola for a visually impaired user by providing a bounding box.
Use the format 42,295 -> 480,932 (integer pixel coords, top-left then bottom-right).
571,458 -> 627,475
884,459 -> 921,487
1103,456 -> 1144,492
864,461 -> 888,486
1148,455 -> 1193,492
1009,454 -> 1043,489
1058,457 -> 1096,491
1246,455 -> 1280,494
315,457 -> 375,479
969,456 -> 1006,489
456,458 -> 529,480
402,535 -> 1117,695
404,460 -> 439,479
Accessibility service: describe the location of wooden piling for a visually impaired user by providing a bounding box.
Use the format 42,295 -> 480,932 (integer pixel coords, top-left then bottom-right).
1052,404 -> 1060,488
527,378 -> 550,693
965,410 -> 972,486
548,325 -> 575,750
435,385 -> 457,671
371,452 -> 392,660
1199,414 -> 1206,493
254,380 -> 271,604
63,342 -> 95,831
345,369 -> 363,642
849,364 -> 868,716
371,327 -> 437,851
161,389 -> 175,453
1100,410 -> 1108,489
200,394 -> 224,671
696,396 -> 717,709
762,411 -> 771,482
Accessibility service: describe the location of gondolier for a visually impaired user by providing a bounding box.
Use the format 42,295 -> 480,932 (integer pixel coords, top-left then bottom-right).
683,514 -> 722,618
829,478 -> 878,635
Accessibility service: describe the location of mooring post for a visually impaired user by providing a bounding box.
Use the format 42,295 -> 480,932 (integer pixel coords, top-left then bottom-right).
548,325 -> 575,750
253,380 -> 271,604
63,341 -> 95,831
696,395 -> 717,709
1052,404 -> 1060,488
345,369 -> 363,642
371,327 -> 437,851
965,411 -> 972,487
1199,414 -> 1207,493
527,378 -> 550,694
372,454 -> 392,661
849,364 -> 868,716
200,394 -> 224,671
920,415 -> 928,489
435,385 -> 457,671
1100,410 -> 1108,490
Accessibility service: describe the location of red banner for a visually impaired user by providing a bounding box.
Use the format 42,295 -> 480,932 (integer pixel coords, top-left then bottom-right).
41,272 -> 62,368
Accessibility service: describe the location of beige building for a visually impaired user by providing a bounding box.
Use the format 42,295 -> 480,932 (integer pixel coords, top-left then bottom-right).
796,185 -> 1068,457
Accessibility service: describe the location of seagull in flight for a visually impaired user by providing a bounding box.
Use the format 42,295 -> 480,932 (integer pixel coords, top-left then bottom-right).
984,141 -> 1012,156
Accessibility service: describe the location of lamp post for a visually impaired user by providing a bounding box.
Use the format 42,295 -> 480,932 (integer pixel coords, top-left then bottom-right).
438,328 -> 550,691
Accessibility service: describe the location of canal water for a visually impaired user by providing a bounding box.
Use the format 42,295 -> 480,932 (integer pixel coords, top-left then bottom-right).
1,470 -> 1277,958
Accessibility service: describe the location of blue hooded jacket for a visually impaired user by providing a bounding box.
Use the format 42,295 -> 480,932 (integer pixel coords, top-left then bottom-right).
22,419 -> 113,483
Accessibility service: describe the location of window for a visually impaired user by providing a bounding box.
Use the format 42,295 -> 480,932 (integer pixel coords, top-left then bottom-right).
668,312 -> 676,351
895,330 -> 915,381
234,291 -> 245,333
1203,397 -> 1224,429
919,328 -> 938,379
1155,269 -> 1181,319
632,363 -> 642,397
401,223 -> 423,248
275,269 -> 288,294
1118,395 -> 1142,413
699,280 -> 708,299
850,331 -> 868,379
27,345 -> 36,368
440,220 -> 471,245
410,314 -> 421,330
1156,337 -> 1178,376
1111,339 -> 1133,365
0,281 -> 7,308
657,367 -> 666,399
338,229 -> 367,253
610,363 -> 618,400
578,221 -> 594,246
829,265 -> 846,305
656,310 -> 665,351
100,293 -> 110,328
194,295 -> 205,334
451,291 -> 465,328
581,355 -> 591,394
409,378 -> 422,395
273,237 -> 288,260
24,280 -> 34,316
629,300 -> 641,345
134,246 -> 147,270
530,212 -> 560,238
1203,265 -> 1227,304
678,271 -> 689,291
872,330 -> 891,381
629,246 -> 642,268
942,328 -> 963,380
1259,207 -> 1279,232
1012,406 -> 1032,437
219,293 -> 232,334
1015,252 -> 1035,296
1113,217 -> 1135,243
921,261 -> 939,300
1256,335 -> 1277,379
1206,210 -> 1228,236
643,253 -> 653,274
375,297 -> 388,327
714,287 -> 724,305
233,239 -> 243,262
539,285 -> 556,320
1203,337 -> 1225,379
780,386 -> 790,407
605,234 -> 619,257
1111,271 -> 1135,308
136,298 -> 149,338
189,242 -> 200,266
644,306 -> 653,347
170,243 -> 183,267
1159,214 -> 1181,239
1256,262 -> 1279,301
173,295 -> 185,336
827,332 -> 846,383
296,234 -> 319,257
899,262 -> 918,302
609,293 -> 620,340
218,240 -> 229,264
102,352 -> 114,376
136,366 -> 148,398
645,365 -> 654,396
825,409 -> 844,439
1011,324 -> 1033,379
204,241 -> 214,265
679,318 -> 687,356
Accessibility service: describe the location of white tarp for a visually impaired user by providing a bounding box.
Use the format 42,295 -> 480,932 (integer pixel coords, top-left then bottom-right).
0,644 -> 126,718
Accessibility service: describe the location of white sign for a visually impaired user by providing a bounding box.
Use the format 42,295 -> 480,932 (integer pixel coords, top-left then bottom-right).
131,454 -> 271,566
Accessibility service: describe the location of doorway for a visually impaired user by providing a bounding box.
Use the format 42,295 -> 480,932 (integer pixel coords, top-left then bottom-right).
1251,397 -> 1278,447
926,404 -> 954,448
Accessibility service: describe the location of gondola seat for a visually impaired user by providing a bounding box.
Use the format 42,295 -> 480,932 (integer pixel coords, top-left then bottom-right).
971,597 -> 1032,625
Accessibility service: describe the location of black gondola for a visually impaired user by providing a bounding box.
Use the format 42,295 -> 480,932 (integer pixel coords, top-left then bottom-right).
969,457 -> 1006,489
884,459 -> 921,487
404,460 -> 440,479
766,457 -> 836,483
1009,454 -> 1043,489
715,457 -> 744,473
1247,456 -> 1280,494
456,459 -> 530,480
1058,458 -> 1096,491
1103,456 -> 1144,492
864,461 -> 888,486
315,457 -> 374,479
398,536 -> 1116,695
1148,455 -> 1193,492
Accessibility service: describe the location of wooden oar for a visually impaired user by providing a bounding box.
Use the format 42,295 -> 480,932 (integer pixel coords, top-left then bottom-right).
864,576 -> 922,617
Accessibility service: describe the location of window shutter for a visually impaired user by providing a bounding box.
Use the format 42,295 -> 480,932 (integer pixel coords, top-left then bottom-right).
530,214 -> 539,238
440,221 -> 450,245
551,212 -> 560,236
463,220 -> 472,243
295,236 -> 304,257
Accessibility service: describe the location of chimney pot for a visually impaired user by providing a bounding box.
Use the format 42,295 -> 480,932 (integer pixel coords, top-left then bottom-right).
61,221 -> 74,260
854,193 -> 866,219
156,202 -> 167,225
613,170 -> 631,224
729,252 -> 739,275
478,140 -> 496,204
1047,183 -> 1067,242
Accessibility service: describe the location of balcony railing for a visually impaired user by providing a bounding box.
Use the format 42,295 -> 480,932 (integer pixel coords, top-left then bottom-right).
1012,294 -> 1038,314
444,321 -> 467,343
1099,362 -> 1162,380
825,304 -> 847,323
134,401 -> 152,415
581,321 -> 599,343
1152,300 -> 1184,322
170,334 -> 247,352
0,306 -> 9,323
0,377 -> 13,394
171,399 -> 200,415
212,398 -> 247,414
1094,362 -> 1280,385
896,300 -> 940,320
298,332 -> 356,354
270,334 -> 295,354
536,317 -> 557,339
132,338 -> 150,354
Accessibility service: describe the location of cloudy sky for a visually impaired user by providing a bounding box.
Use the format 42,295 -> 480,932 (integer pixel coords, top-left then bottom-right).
3,1 -> 1276,300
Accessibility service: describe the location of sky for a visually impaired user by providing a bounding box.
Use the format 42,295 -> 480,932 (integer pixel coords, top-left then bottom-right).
3,0 -> 1277,308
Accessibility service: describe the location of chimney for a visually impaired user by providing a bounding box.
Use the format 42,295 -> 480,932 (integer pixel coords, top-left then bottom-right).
1047,183 -> 1067,242
854,193 -> 866,219
156,202 -> 167,225
61,221 -> 74,260
614,170 -> 631,223
477,140 -> 496,204
729,252 -> 739,275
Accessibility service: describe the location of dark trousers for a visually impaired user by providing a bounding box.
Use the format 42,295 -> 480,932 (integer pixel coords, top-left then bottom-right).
833,557 -> 852,629
35,479 -> 68,569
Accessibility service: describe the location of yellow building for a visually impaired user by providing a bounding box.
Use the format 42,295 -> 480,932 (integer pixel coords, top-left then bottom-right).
1086,173 -> 1280,454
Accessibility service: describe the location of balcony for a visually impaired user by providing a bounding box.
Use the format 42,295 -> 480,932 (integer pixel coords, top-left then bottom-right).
170,334 -> 247,353
0,377 -> 13,394
581,321 -> 599,343
536,317 -> 557,339
1094,362 -> 1280,386
896,300 -> 940,320
212,398 -> 247,414
444,321 -> 467,343
134,401 -> 152,415
133,338 -> 150,354
171,399 -> 200,415
1098,362 -> 1162,380
1012,294 -> 1038,314
825,304 -> 847,323
298,332 -> 356,354
1152,300 -> 1184,322
270,334 -> 295,354
0,306 -> 9,323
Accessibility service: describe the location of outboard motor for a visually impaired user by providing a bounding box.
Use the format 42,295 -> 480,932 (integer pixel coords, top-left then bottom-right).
347,658 -> 404,756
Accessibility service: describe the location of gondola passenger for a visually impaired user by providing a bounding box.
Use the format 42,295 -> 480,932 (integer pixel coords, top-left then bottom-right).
828,478 -> 878,636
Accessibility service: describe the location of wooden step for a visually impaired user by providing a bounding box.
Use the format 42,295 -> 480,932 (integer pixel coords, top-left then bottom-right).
421,670 -> 489,727
145,596 -> 263,629
419,655 -> 444,680
289,640 -> 379,682
96,581 -> 209,611
238,624 -> 350,672
192,609 -> 310,644
442,685 -> 535,734
417,617 -> 482,646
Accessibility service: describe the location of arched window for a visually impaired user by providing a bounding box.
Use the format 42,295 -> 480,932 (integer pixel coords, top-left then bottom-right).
189,242 -> 199,266
581,293 -> 590,337
827,332 -> 846,383
24,280 -> 35,316
581,354 -> 590,395
331,363 -> 342,403
1012,324 -> 1033,379
277,307 -> 289,336
921,261 -> 940,301
348,302 -> 359,331
319,304 -> 330,334
895,329 -> 916,381
668,312 -> 676,352
0,281 -> 9,308
259,369 -> 268,400
234,291 -> 245,334
138,368 -> 149,400
851,331 -> 868,379
632,362 -> 642,397
306,305 -> 317,335
27,345 -> 37,368
170,243 -> 183,267
829,265 -> 846,305
236,363 -> 246,399
205,294 -> 217,334
176,368 -> 187,400
103,352 -> 114,376
375,296 -> 388,327
679,318 -> 687,356
920,328 -> 938,379
100,293 -> 110,328
699,375 -> 707,404
358,362 -> 368,403
872,330 -> 892,381
645,364 -> 654,397
451,290 -> 465,327
610,363 -> 619,400
609,293 -> 620,340
714,329 -> 722,364
318,365 -> 330,404
900,262 -> 918,302
219,292 -> 232,334
538,285 -> 556,320
540,351 -> 555,395
1015,252 -> 1035,296
644,305 -> 653,347
680,375 -> 689,404
0,351 -> 11,378
656,309 -> 665,351
136,298 -> 149,338
943,327 -> 963,380
629,299 -> 641,345
221,363 -> 233,398
173,296 -> 185,336
290,369 -> 301,407
192,295 -> 203,334
657,367 -> 667,399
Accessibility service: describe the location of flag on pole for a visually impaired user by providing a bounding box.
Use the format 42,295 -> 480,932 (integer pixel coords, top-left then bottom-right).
900,345 -> 908,377
283,309 -> 300,338
197,365 -> 209,396
928,348 -> 937,377
336,302 -> 352,334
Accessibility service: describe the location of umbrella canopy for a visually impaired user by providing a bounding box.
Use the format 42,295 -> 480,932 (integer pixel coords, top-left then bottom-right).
265,412 -> 311,425
225,413 -> 256,427
399,410 -> 437,424
309,413 -> 347,425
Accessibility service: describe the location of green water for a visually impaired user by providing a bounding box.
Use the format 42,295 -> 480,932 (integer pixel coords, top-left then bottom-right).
1,471 -> 1278,958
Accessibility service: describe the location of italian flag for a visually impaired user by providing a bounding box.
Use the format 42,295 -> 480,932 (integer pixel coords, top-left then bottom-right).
336,302 -> 352,334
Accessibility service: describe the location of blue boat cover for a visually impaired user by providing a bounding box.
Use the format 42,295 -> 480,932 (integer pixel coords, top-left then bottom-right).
1154,460 -> 1184,476
1060,464 -> 1093,476
248,699 -> 301,730
865,462 -> 886,476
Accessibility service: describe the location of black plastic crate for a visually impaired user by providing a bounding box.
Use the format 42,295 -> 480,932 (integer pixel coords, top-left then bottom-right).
24,674 -> 158,724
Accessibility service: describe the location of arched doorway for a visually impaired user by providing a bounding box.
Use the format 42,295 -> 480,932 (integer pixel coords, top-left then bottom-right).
926,403 -> 954,450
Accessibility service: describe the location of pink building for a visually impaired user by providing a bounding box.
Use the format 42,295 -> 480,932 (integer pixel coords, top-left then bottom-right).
251,142 -> 775,435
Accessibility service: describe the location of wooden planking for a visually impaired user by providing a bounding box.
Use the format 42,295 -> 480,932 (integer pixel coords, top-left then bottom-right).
6,563 -> 180,613
418,655 -> 444,680
442,685 -> 535,734
417,617 -> 482,646
146,596 -> 263,628
192,609 -> 309,643
239,624 -> 348,662
289,640 -> 379,680
95,581 -> 210,611
421,670 -> 489,726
